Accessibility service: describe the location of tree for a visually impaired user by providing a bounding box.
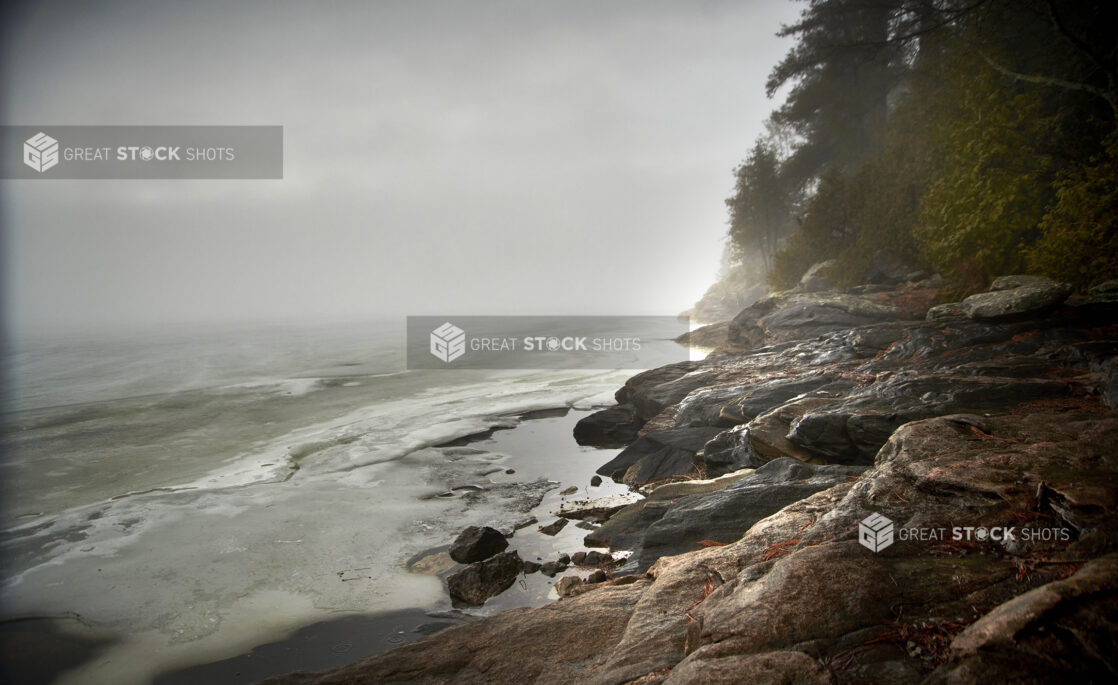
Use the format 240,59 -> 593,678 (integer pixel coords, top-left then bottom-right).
1026,131 -> 1118,289
726,140 -> 792,271
767,0 -> 906,190
737,0 -> 1118,294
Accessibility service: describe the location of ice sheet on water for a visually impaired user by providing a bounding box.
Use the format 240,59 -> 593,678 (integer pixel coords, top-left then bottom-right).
2,363 -> 636,684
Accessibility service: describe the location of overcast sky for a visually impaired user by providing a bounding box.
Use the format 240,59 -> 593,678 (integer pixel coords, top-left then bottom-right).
2,0 -> 797,331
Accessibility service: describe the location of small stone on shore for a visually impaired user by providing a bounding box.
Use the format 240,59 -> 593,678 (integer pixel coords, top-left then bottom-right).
554,576 -> 583,597
538,561 -> 567,577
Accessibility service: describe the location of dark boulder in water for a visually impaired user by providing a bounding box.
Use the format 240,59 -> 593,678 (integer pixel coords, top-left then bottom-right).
445,551 -> 523,606
448,525 -> 508,564
573,403 -> 645,447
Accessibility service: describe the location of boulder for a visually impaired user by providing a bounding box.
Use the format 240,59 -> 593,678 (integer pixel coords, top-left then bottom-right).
625,368 -> 729,421
449,526 -> 508,564
583,551 -> 613,566
554,575 -> 584,597
673,372 -> 837,428
446,551 -> 523,606
961,275 -> 1071,320
1086,279 -> 1118,303
925,301 -> 965,321
729,292 -> 908,349
757,294 -> 904,342
595,426 -> 723,487
614,361 -> 699,407
573,404 -> 645,448
538,561 -> 567,577
781,373 -> 1072,464
674,321 -> 731,350
989,274 -> 1057,291
698,424 -> 759,476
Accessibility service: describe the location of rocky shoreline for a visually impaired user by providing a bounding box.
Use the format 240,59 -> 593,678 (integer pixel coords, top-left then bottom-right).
264,272 -> 1118,684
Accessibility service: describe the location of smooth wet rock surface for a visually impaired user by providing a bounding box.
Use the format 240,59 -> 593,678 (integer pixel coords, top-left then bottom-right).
573,404 -> 646,447
595,426 -> 723,486
448,525 -> 508,564
445,551 -> 523,606
263,278 -> 1118,684
961,275 -> 1072,320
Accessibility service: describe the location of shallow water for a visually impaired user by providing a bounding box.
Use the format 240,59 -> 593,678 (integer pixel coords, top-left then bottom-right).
0,322 -> 638,684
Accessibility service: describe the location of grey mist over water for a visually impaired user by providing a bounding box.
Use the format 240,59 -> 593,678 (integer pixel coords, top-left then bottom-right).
2,0 -> 798,331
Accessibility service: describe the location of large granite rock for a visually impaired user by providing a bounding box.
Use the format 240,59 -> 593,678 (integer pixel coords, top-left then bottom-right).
728,291 -> 908,349
672,372 -> 838,428
448,526 -> 508,564
446,551 -> 523,606
672,321 -> 731,350
1085,279 -> 1118,304
572,403 -> 645,448
595,426 -> 723,487
960,275 -> 1072,320
697,424 -> 758,476
595,295 -> 1114,488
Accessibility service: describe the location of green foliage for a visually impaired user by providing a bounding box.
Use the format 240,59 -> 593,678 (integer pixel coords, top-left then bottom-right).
767,169 -> 848,290
767,92 -> 933,290
740,0 -> 1118,295
1026,133 -> 1118,289
915,65 -> 1059,284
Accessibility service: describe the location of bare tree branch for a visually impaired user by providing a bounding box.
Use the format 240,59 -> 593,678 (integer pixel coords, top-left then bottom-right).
979,50 -> 1118,118
1043,0 -> 1118,98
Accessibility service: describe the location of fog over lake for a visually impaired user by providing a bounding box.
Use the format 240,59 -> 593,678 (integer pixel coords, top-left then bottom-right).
2,0 -> 797,331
